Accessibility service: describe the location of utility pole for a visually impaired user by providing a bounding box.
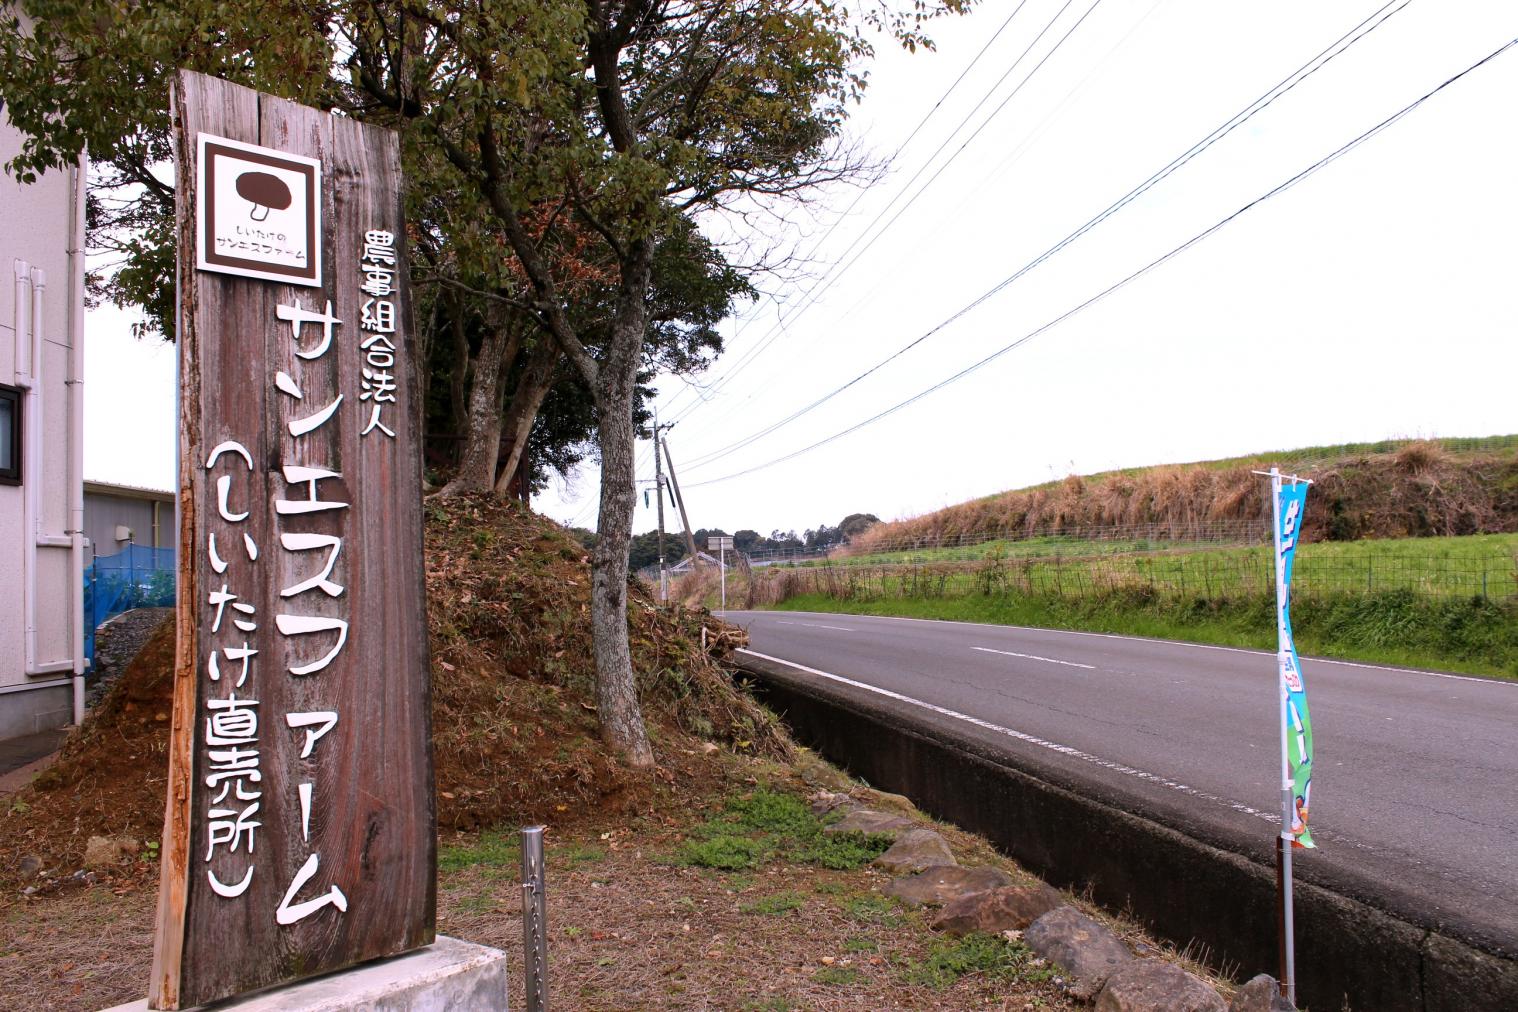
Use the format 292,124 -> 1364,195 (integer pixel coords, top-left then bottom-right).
661,435 -> 701,565
653,410 -> 670,602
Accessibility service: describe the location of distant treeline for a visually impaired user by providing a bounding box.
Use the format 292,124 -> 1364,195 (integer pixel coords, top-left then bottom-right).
572,513 -> 880,571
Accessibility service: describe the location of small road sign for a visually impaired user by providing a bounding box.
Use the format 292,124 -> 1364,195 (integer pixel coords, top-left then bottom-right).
708,536 -> 734,551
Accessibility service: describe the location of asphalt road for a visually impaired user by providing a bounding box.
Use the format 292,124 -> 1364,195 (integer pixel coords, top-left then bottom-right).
723,610 -> 1518,950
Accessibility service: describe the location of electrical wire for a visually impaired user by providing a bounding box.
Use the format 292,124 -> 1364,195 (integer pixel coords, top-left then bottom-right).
681,36 -> 1517,489
677,0 -> 1412,471
656,0 -> 1089,427
773,0 -> 1109,333
649,2 -> 1033,426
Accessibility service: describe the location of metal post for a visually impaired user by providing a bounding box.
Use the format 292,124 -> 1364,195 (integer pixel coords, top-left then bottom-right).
719,544 -> 727,612
661,436 -> 700,565
520,826 -> 548,1012
654,412 -> 667,603
1269,467 -> 1296,1005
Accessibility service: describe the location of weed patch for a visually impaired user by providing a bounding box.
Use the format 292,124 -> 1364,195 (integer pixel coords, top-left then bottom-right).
673,789 -> 893,873
900,932 -> 1049,990
439,830 -> 519,874
741,891 -> 807,916
676,835 -> 768,870
814,965 -> 862,986
843,893 -> 907,928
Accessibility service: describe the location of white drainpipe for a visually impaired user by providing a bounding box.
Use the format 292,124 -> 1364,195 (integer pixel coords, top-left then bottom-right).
22,264 -> 43,677
11,259 -> 30,382
24,266 -> 73,677
14,164 -> 89,703
67,158 -> 87,724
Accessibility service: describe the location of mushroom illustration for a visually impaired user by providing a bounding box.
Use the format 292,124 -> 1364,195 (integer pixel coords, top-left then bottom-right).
235,171 -> 292,222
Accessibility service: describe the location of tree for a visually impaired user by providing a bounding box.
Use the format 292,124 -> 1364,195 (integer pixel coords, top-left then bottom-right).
347,1 -> 969,766
839,512 -> 881,540
2,0 -> 971,767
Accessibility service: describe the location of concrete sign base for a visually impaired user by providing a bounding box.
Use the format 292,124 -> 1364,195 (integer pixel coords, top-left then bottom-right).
104,936 -> 507,1011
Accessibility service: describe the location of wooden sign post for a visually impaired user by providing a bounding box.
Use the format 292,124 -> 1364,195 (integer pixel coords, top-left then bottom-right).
149,71 -> 434,1009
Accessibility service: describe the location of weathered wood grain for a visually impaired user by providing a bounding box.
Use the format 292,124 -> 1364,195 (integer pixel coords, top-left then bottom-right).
150,71 -> 433,1010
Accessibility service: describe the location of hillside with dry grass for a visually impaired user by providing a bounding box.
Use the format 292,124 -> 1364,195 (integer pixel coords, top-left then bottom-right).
846,437 -> 1518,553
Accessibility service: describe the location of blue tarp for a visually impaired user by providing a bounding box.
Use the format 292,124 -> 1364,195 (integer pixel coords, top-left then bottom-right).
84,545 -> 175,668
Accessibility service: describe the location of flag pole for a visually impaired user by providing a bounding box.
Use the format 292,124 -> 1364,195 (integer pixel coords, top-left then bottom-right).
1269,466 -> 1297,1005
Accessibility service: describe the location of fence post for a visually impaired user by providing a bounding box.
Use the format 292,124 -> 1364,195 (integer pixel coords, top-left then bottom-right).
520,825 -> 549,1012
1367,557 -> 1373,593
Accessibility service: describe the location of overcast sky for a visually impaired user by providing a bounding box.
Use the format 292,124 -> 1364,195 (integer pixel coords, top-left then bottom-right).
87,0 -> 1518,537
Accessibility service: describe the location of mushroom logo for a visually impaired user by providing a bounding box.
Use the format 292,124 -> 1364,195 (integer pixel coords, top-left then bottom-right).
235,171 -> 292,222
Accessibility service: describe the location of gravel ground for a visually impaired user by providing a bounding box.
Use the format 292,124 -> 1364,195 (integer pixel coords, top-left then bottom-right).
86,609 -> 172,710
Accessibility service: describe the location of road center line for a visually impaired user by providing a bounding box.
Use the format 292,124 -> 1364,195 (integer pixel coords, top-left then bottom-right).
774,620 -> 855,632
972,646 -> 1094,670
738,648 -> 1277,826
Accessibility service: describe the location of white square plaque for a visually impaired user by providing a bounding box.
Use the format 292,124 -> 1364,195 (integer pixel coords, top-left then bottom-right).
196,133 -> 322,286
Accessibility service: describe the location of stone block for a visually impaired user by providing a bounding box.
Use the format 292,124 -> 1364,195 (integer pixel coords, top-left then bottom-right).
102,936 -> 508,1011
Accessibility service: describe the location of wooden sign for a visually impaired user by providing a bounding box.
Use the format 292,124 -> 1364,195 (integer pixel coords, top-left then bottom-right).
150,71 -> 434,1009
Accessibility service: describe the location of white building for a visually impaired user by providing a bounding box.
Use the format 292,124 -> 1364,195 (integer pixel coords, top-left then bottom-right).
1,34 -> 89,741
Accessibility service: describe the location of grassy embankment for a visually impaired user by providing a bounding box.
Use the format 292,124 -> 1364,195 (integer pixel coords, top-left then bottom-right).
732,438 -> 1518,679
759,532 -> 1518,679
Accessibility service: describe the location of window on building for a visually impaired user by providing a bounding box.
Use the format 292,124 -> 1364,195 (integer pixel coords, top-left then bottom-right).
0,385 -> 19,485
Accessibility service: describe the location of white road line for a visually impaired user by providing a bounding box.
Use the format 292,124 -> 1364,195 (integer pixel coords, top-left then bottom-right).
774,620 -> 856,632
972,646 -> 1095,670
738,648 -> 1277,826
754,612 -> 1510,687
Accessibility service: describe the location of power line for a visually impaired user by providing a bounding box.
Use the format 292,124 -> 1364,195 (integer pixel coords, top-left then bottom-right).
678,0 -> 1411,471
658,0 -> 1093,428
682,35 -> 1517,489
648,1 -> 1033,426
775,0 -> 1109,330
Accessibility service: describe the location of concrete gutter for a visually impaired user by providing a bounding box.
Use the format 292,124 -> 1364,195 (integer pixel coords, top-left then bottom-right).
733,650 -> 1518,1012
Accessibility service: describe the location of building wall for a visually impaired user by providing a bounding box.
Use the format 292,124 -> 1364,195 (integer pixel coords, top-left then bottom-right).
84,488 -> 173,562
0,7 -> 86,738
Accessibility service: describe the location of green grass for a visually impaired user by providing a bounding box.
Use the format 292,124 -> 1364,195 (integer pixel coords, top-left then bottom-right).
775,585 -> 1518,679
762,532 -> 1518,679
439,830 -> 520,874
784,534 -> 1224,570
782,533 -> 1518,601
677,835 -> 769,871
672,790 -> 893,871
558,842 -> 608,868
842,893 -> 906,928
740,891 -> 808,916
898,932 -> 1051,990
813,965 -> 862,986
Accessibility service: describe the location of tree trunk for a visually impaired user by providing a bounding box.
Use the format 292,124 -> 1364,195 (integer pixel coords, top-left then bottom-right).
588,239 -> 656,768
437,312 -> 522,496
447,297 -> 471,455
493,338 -> 560,495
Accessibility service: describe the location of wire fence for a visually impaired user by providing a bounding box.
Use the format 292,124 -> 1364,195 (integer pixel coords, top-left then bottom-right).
85,544 -> 176,668
680,519 -> 1268,573
751,543 -> 1518,606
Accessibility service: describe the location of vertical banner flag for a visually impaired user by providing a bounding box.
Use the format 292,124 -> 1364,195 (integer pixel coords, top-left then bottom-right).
1276,480 -> 1315,848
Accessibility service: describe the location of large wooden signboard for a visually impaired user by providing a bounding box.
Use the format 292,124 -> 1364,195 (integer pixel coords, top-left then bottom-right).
150,71 -> 434,1009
